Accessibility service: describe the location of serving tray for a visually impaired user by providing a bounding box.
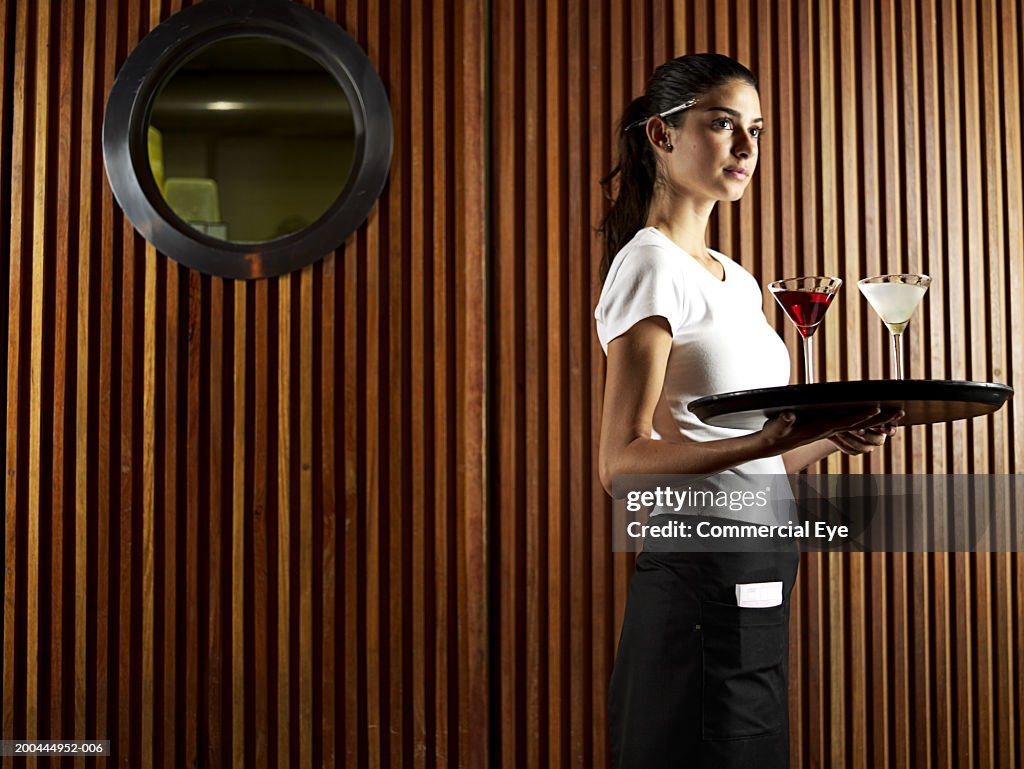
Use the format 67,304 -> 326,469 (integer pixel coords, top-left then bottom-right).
688,380 -> 1013,430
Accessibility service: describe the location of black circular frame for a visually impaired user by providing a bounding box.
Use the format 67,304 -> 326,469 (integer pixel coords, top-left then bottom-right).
103,0 -> 393,279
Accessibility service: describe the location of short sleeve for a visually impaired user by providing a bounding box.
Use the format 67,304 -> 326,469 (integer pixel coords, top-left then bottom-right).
594,245 -> 688,353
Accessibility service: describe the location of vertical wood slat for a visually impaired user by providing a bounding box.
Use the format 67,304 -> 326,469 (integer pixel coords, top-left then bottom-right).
341,11 -> 363,769
3,0 -> 26,763
118,231 -> 134,769
979,7 -> 1015,769
998,9 -> 1024,769
319,253 -> 336,769
544,0 -> 564,766
428,0 -> 452,764
1002,0 -> 1024,478
965,21 -> 996,756
162,262 -> 180,769
51,0 -> 75,752
232,278 -> 245,769
208,275 -> 224,769
252,280 -> 268,769
0,21 -> 7,668
276,273 -> 291,769
588,4 -> 610,768
454,0 -> 489,761
341,139 -> 360,769
565,1 -> 589,767
74,3 -> 98,767
407,2 -> 428,767
26,4 -> 51,762
186,270 -> 202,769
493,0 -> 518,760
231,280 -> 246,769
142,243 -> 157,769
298,267 -> 313,769
97,0 -> 117,757
523,1 -> 542,766
386,1 -> 406,765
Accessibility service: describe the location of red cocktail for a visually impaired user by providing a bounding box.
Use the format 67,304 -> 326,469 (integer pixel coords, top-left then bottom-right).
769,276 -> 843,384
772,290 -> 835,337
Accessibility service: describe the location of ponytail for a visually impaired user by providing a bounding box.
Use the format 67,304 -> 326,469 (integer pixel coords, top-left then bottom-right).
596,97 -> 658,281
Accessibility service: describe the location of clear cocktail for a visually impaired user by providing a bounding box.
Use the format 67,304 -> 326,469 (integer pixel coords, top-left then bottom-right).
858,274 -> 931,379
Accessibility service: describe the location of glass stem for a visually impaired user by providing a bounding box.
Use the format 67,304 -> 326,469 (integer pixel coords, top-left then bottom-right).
802,334 -> 814,385
891,331 -> 903,380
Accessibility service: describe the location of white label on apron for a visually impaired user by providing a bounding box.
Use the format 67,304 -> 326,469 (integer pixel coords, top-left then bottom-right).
735,581 -> 783,608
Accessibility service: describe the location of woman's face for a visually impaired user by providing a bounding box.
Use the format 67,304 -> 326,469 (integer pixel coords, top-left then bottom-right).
650,80 -> 763,204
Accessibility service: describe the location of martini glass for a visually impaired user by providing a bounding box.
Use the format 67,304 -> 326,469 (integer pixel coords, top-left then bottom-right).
858,273 -> 931,380
769,276 -> 843,384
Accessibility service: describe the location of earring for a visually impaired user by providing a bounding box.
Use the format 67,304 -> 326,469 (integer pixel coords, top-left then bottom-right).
664,142 -> 674,152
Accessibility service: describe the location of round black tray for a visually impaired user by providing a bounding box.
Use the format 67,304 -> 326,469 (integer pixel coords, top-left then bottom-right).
688,380 -> 1013,430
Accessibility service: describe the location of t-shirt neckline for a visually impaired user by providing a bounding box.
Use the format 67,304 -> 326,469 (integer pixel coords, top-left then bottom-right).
645,226 -> 728,284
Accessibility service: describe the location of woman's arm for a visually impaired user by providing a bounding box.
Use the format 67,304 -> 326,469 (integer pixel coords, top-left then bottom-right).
782,440 -> 838,474
597,317 -> 898,495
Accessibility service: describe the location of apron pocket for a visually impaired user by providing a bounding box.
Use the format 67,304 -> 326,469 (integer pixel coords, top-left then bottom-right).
699,599 -> 788,740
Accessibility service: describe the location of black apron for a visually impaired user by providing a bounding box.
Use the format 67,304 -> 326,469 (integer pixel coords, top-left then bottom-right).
608,521 -> 801,769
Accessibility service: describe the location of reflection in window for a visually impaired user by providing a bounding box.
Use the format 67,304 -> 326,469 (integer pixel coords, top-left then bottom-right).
148,37 -> 355,244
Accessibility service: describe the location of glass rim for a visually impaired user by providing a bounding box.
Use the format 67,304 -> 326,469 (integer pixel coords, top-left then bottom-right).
857,273 -> 931,286
768,275 -> 844,290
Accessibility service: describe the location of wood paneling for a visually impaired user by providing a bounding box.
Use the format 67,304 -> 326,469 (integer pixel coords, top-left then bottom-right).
4,0 -> 1024,768
1,1 -> 486,768
491,1 -> 1024,768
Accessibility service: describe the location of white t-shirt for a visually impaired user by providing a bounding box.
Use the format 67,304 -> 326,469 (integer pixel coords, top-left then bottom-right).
595,226 -> 791,485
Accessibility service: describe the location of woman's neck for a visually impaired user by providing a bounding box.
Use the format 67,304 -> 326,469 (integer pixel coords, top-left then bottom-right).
645,192 -> 716,259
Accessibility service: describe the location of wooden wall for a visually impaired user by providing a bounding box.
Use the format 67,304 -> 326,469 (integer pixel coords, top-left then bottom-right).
3,0 -> 1024,768
1,0 -> 487,767
491,1 -> 1024,769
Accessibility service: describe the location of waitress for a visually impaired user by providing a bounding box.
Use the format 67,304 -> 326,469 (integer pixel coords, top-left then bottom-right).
594,53 -> 900,769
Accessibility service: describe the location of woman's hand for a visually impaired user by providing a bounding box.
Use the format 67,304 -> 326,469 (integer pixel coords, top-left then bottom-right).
760,408 -> 904,455
827,417 -> 901,455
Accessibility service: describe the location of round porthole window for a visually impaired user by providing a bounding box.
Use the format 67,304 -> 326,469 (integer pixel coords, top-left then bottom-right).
103,0 -> 392,279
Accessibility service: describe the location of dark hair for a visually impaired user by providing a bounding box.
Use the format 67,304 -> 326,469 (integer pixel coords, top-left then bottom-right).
596,53 -> 758,280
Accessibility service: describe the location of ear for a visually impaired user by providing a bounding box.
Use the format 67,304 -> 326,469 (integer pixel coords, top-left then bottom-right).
645,117 -> 673,152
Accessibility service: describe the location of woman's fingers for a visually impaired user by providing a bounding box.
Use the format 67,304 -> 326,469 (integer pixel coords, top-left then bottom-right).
864,423 -> 898,436
828,432 -> 864,455
829,428 -> 889,455
829,410 -> 903,455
